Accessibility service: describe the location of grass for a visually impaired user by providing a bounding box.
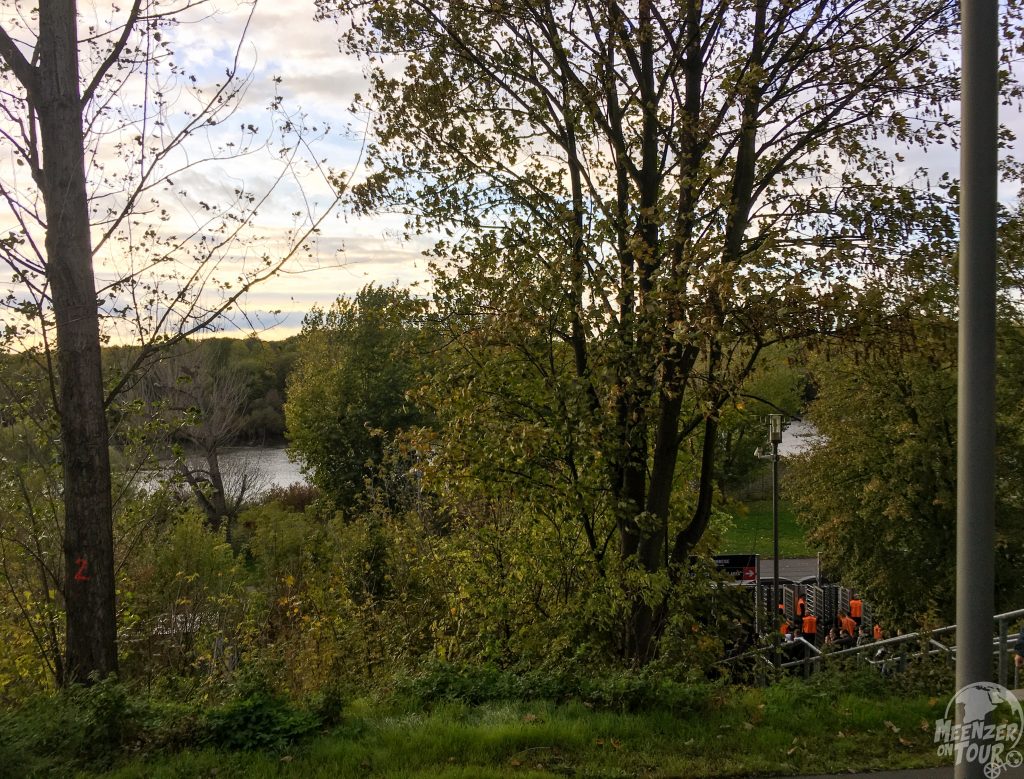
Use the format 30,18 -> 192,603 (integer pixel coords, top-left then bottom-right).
720,499 -> 815,559
79,679 -> 949,779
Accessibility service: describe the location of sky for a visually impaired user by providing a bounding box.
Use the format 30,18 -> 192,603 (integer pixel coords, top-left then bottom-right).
148,1 -> 437,339
1,1 -> 1021,344
165,0 -> 1021,341
0,0 -> 433,345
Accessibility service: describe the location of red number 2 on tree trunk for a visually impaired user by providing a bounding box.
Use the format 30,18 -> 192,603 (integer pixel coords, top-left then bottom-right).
74,557 -> 90,582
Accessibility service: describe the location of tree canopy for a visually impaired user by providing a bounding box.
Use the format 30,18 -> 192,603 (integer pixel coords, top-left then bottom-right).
790,203 -> 1024,626
285,285 -> 428,510
320,0 -> 997,659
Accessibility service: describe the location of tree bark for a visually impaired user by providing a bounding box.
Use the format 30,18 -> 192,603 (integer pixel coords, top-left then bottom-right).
37,0 -> 118,683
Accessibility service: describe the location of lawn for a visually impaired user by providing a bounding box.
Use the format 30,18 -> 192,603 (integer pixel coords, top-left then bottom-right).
720,499 -> 815,559
81,681 -> 949,779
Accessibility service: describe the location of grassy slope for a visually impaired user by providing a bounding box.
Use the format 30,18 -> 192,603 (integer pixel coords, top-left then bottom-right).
720,499 -> 815,559
88,686 -> 947,779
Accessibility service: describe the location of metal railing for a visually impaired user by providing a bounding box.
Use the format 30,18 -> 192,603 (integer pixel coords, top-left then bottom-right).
728,607 -> 1024,684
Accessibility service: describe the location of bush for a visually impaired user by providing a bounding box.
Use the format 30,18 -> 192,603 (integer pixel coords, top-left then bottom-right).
258,482 -> 322,514
392,661 -> 718,714
0,677 -> 151,776
199,686 -> 320,751
0,671 -> 332,776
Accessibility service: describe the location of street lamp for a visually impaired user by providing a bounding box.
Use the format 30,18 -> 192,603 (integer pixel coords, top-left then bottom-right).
768,414 -> 783,665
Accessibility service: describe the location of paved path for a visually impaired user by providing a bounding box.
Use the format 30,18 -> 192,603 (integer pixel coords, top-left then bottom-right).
784,770 -> 949,779
777,767 -> 1024,779
758,557 -> 819,581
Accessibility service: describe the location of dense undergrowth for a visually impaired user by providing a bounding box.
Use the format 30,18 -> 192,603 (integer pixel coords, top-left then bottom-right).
0,658 -> 955,778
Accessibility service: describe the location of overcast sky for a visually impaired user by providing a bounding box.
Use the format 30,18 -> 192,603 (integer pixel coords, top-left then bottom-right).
153,1 -> 435,339
198,0 -> 1021,340
3,1 -> 1020,343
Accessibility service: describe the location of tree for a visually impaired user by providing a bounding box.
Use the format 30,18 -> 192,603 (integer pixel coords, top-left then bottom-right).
0,1 -> 341,682
285,285 -> 428,510
322,0 -> 994,659
713,347 -> 807,504
790,206 -> 1024,626
0,0 -> 121,682
139,341 -> 256,537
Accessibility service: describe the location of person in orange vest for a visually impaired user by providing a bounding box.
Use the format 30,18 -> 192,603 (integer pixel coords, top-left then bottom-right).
802,613 -> 818,644
840,610 -> 857,638
796,594 -> 806,620
873,623 -> 883,641
849,594 -> 863,626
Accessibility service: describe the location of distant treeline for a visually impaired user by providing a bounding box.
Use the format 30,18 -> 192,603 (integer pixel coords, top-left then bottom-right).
103,336 -> 300,446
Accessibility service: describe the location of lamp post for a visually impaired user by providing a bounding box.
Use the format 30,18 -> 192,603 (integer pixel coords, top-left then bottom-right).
769,414 -> 783,664
957,1 -> 997,776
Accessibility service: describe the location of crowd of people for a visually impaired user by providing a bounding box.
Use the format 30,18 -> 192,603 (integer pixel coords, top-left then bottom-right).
778,592 -> 884,650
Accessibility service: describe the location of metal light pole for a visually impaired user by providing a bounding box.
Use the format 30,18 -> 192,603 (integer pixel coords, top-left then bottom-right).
769,414 -> 783,665
957,0 -> 998,777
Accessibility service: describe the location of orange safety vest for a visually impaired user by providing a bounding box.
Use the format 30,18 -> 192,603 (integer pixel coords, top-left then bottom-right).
802,615 -> 817,636
780,621 -> 789,635
873,624 -> 883,641
849,599 -> 863,618
841,615 -> 857,636
796,597 -> 806,618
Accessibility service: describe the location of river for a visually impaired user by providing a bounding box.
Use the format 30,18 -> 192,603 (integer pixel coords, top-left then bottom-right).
142,423 -> 816,497
141,445 -> 308,496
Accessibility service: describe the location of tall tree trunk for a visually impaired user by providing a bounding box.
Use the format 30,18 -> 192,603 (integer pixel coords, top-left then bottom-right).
37,0 -> 118,683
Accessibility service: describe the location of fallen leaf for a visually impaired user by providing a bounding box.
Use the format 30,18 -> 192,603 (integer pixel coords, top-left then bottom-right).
884,720 -> 900,733
522,713 -> 540,723
743,722 -> 755,731
280,755 -> 293,763
836,731 -> 846,738
611,738 -> 622,749
595,738 -> 605,746
929,697 -> 939,707
920,719 -> 932,732
510,759 -> 522,767
899,737 -> 913,747
787,746 -> 798,755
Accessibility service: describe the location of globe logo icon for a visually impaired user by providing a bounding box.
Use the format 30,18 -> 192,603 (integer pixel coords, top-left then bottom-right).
935,682 -> 1024,777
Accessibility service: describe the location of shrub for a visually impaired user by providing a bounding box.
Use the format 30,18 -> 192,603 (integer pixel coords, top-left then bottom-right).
259,482 -> 322,514
199,686 -> 320,751
392,661 -> 718,714
0,671 -> 332,775
0,677 -> 150,776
